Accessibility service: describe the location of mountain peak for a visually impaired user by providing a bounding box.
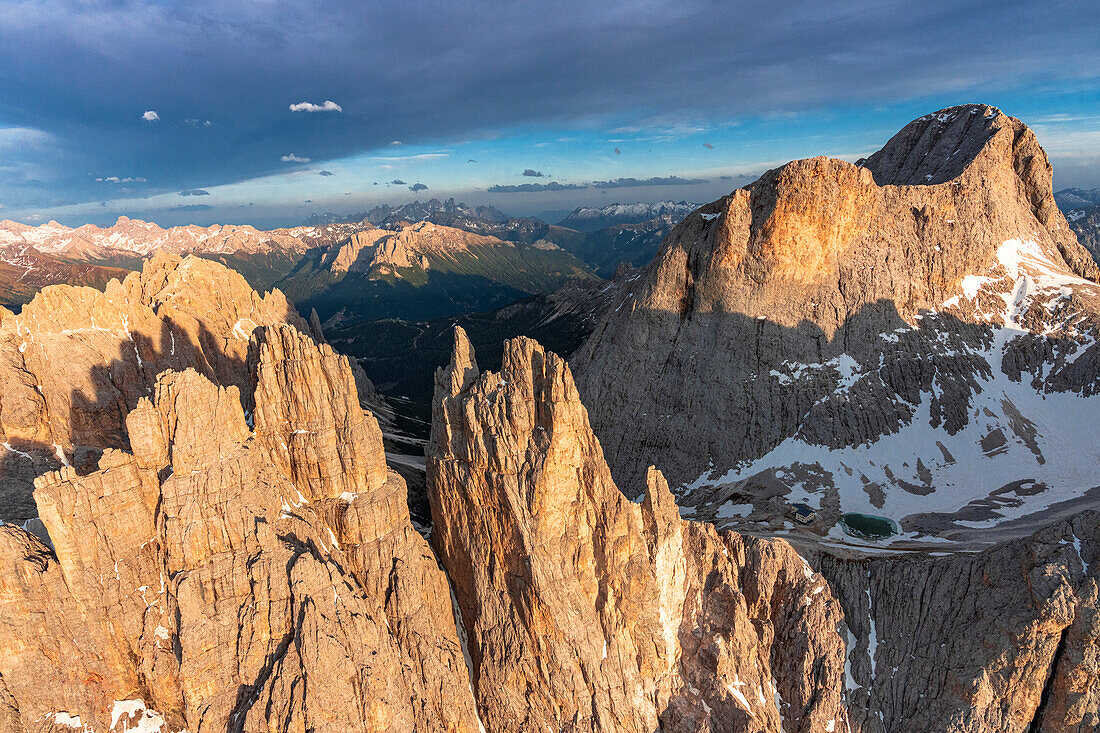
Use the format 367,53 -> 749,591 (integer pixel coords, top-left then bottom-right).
858,103 -> 1014,186
573,104 -> 1100,524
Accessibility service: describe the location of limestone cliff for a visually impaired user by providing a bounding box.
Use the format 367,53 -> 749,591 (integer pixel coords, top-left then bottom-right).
818,514 -> 1099,732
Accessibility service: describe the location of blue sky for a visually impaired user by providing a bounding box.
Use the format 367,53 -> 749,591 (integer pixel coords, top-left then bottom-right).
0,0 -> 1097,228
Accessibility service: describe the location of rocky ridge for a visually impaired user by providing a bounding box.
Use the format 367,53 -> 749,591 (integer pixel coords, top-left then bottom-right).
0,252 -> 312,523
818,516 -> 1099,732
0,315 -> 858,732
0,321 -> 480,732
320,220 -> 555,275
428,328 -> 848,732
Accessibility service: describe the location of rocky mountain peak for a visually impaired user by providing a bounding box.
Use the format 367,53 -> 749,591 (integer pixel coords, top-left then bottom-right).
857,103 -> 1005,185
0,317 -> 481,732
322,220 -> 518,275
572,106 -> 1100,547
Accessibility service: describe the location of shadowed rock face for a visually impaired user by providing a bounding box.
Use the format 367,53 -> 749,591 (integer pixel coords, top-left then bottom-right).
0,323 -> 481,733
427,327 -> 848,732
818,514 -> 1100,733
571,105 -> 1100,546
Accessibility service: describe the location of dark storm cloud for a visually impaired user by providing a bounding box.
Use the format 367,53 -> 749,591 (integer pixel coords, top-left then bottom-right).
318,170 -> 335,176
408,182 -> 428,192
178,189 -> 210,196
172,203 -> 213,211
522,169 -> 545,177
0,0 -> 1097,208
592,176 -> 704,188
390,179 -> 407,186
488,181 -> 587,193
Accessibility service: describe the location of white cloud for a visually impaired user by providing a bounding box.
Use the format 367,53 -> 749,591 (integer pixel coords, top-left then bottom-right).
0,126 -> 53,154
390,140 -> 402,146
371,152 -> 449,162
281,153 -> 311,163
142,110 -> 159,122
95,176 -> 146,183
289,100 -> 342,113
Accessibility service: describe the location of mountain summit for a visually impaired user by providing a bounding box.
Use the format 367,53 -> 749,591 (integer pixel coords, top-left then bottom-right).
573,104 -> 1100,547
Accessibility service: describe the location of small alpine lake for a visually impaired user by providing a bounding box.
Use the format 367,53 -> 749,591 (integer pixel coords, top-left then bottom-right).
839,513 -> 898,540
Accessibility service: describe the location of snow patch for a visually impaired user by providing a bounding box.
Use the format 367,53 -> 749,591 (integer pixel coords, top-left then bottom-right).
725,673 -> 754,716
110,700 -> 166,733
716,502 -> 752,519
51,712 -> 85,729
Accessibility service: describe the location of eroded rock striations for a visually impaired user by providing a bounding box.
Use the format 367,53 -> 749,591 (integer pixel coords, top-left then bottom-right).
0,322 -> 481,732
428,327 -> 848,732
572,104 -> 1100,544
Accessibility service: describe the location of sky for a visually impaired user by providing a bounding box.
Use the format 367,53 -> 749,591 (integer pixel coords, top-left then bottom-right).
0,0 -> 1097,229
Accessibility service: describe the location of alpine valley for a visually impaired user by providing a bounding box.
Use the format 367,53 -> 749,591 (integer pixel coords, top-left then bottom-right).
0,104 -> 1097,733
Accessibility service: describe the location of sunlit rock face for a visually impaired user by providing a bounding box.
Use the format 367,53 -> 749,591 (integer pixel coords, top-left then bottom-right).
572,104 -> 1100,548
0,323 -> 481,733
427,327 -> 849,732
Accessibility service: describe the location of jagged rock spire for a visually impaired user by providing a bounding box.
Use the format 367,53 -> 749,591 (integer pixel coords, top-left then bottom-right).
427,332 -> 848,732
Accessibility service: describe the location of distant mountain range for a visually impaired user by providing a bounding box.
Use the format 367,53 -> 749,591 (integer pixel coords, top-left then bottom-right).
1055,187 -> 1100,210
304,198 -> 508,227
277,220 -> 596,325
1056,187 -> 1100,262
556,200 -> 700,232
0,214 -> 596,325
306,198 -> 701,277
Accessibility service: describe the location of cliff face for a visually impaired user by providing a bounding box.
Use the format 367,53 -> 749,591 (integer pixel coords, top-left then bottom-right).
427,327 -> 848,732
819,515 -> 1099,732
0,323 -> 480,733
0,251 -> 312,523
571,105 -> 1100,547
